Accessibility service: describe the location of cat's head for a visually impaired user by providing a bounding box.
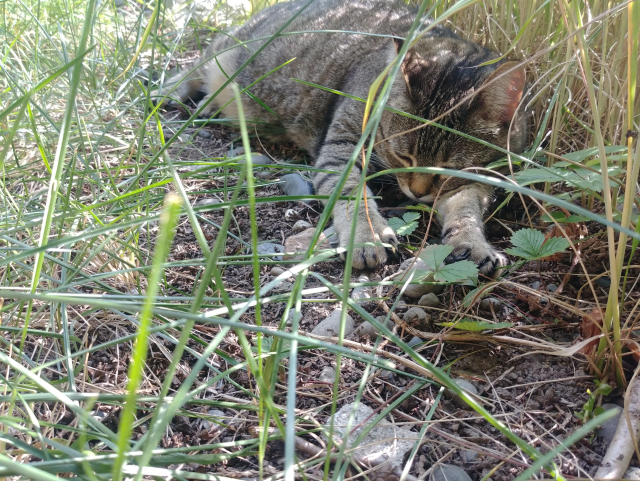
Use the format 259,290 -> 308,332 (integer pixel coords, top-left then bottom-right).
377,36 -> 530,203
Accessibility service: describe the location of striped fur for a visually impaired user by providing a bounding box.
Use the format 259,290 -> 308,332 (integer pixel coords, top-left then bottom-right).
155,0 -> 530,272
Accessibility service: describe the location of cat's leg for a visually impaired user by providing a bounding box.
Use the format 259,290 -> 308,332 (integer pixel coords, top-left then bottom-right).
314,144 -> 397,270
436,183 -> 508,276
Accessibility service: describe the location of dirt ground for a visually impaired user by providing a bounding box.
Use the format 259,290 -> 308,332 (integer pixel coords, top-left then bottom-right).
79,116 -> 640,481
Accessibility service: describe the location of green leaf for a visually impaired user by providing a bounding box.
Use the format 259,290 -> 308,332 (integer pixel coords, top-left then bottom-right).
439,320 -> 513,331
418,244 -> 453,271
462,286 -> 494,308
505,228 -> 569,260
541,212 -> 590,223
388,211 -> 420,236
433,260 -> 478,283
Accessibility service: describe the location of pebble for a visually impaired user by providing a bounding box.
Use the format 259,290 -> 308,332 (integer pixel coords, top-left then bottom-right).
284,209 -> 300,222
418,292 -> 439,308
547,284 -> 558,292
201,409 -> 226,430
407,336 -> 422,347
464,450 -> 479,463
479,298 -> 502,312
445,379 -> 479,409
196,130 -> 212,139
256,243 -> 285,262
397,257 -> 444,298
353,316 -> 394,340
194,197 -> 221,207
596,277 -> 612,288
433,464 -> 473,481
89,410 -> 107,421
284,228 -> 331,261
319,366 -> 336,383
403,306 -> 427,323
597,403 -> 622,445
270,266 -> 287,277
351,275 -> 372,303
324,403 -> 418,473
228,146 -> 271,165
310,310 -> 355,337
292,219 -> 313,233
531,281 -> 542,290
616,202 -> 640,215
280,173 -> 314,201
322,225 -> 339,248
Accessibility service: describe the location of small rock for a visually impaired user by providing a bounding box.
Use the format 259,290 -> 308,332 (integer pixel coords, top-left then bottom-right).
479,298 -> 502,311
311,310 -> 355,337
540,296 -> 549,306
353,316 -> 393,340
202,409 -> 225,429
597,403 -> 622,445
433,464 -> 473,481
280,173 -> 314,201
403,307 -> 427,323
323,226 -> 339,248
228,146 -> 271,165
418,292 -> 439,308
596,277 -> 611,288
531,281 -> 542,290
196,130 -> 212,139
195,197 -> 221,207
319,366 -> 336,383
464,450 -> 479,463
397,257 -> 443,298
292,219 -> 313,233
624,467 -> 640,480
284,209 -> 300,222
616,202 -> 640,215
272,281 -> 293,293
547,284 -> 558,292
352,276 -> 372,303
324,403 -> 419,473
270,266 -> 287,277
256,243 -> 285,262
407,336 -> 422,347
395,300 -> 408,312
445,379 -> 479,409
284,228 -> 331,261
89,410 -> 107,421
228,146 -> 245,157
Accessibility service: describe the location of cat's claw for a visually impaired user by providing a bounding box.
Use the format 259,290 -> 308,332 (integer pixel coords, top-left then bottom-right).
338,221 -> 397,270
444,240 -> 508,277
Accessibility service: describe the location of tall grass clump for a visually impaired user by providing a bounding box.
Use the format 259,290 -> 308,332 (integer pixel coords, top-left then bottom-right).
0,0 -> 638,479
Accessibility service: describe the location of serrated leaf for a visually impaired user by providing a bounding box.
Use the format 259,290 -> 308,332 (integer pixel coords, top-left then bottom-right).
510,228 -> 545,255
433,260 -> 478,283
539,236 -> 570,258
388,212 -> 419,236
504,246 -> 537,258
418,244 -> 453,271
439,320 -> 513,331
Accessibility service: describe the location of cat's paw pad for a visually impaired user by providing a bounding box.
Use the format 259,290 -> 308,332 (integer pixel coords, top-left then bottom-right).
444,241 -> 508,277
341,223 -> 397,270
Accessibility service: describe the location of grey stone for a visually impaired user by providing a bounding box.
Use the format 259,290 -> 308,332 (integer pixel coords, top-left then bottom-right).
397,257 -> 444,298
194,197 -> 221,207
292,219 -> 313,233
418,292 -> 439,308
479,298 -> 502,312
407,336 -> 422,347
531,281 -> 542,290
597,403 -> 622,445
281,173 -> 314,201
228,146 -> 271,165
270,266 -> 287,277
284,209 -> 299,222
89,410 -> 107,421
596,277 -> 611,288
464,450 -> 479,463
202,409 -> 226,430
540,296 -> 549,305
323,225 -> 339,248
256,243 -> 285,262
403,307 -> 427,323
352,276 -> 372,303
196,130 -> 211,139
547,284 -> 558,292
433,464 -> 473,481
311,310 -> 354,337
324,403 -> 419,473
319,366 -> 336,383
617,202 -> 640,216
623,467 -> 640,480
353,316 -> 393,340
445,379 -> 479,409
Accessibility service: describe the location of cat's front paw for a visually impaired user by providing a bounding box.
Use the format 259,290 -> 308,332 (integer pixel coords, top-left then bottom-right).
336,215 -> 397,270
443,237 -> 508,277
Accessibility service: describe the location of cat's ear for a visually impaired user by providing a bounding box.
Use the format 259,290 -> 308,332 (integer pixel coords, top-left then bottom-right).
392,36 -> 427,99
473,61 -> 525,126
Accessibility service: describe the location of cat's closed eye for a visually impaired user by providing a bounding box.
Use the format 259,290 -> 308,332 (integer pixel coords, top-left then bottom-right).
397,154 -> 414,167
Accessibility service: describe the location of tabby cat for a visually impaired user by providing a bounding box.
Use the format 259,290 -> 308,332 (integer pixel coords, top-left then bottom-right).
155,0 -> 530,273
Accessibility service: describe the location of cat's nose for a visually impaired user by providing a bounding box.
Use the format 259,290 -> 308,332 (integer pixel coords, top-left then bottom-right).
409,186 -> 427,198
